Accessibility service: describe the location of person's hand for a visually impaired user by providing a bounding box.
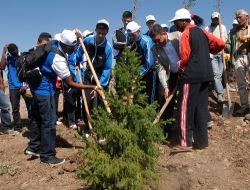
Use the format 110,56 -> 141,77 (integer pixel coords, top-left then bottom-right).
239,35 -> 250,42
3,44 -> 8,53
19,86 -> 26,95
25,89 -> 33,98
74,28 -> 82,39
0,82 -> 5,93
224,53 -> 230,62
90,89 -> 97,99
164,87 -> 169,100
90,85 -> 102,99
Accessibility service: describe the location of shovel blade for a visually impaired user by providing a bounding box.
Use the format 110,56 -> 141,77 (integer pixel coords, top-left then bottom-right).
222,102 -> 235,118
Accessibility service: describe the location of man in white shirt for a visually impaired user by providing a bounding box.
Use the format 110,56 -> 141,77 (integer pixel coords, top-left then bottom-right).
205,12 -> 227,102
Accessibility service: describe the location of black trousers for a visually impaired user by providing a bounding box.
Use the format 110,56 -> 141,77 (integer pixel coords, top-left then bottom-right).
177,82 -> 209,148
156,73 -> 178,137
82,79 -> 102,130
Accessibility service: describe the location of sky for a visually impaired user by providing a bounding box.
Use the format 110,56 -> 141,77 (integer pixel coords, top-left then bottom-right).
0,0 -> 249,52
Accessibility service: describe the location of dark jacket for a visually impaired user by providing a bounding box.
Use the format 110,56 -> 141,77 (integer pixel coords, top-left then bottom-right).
178,25 -> 224,83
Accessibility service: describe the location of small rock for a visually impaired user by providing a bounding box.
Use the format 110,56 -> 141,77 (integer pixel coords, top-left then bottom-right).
224,120 -> 231,125
195,163 -> 201,169
166,164 -> 178,172
223,158 -> 231,167
241,122 -> 247,127
187,168 -> 194,174
58,170 -> 64,175
212,187 -> 220,190
62,163 -> 78,172
198,178 -> 205,185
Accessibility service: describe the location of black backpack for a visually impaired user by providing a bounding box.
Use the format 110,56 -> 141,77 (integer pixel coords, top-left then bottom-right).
112,30 -> 127,50
16,40 -> 64,87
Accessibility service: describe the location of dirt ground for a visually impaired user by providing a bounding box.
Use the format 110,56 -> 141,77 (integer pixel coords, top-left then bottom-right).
0,89 -> 249,190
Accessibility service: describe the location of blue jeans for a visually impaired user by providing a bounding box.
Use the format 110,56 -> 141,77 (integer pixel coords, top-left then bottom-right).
28,94 -> 56,160
9,89 -> 32,129
0,89 -> 11,128
211,54 -> 224,95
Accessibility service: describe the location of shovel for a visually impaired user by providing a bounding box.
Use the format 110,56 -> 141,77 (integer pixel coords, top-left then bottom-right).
78,38 -> 112,114
153,85 -> 177,124
218,15 -> 235,118
76,67 -> 93,133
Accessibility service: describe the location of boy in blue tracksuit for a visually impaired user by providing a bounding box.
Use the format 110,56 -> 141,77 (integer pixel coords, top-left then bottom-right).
0,43 -> 32,133
75,19 -> 113,131
25,30 -> 98,166
126,21 -> 155,104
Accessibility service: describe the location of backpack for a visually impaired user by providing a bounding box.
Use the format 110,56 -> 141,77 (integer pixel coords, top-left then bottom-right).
112,30 -> 127,50
16,40 -> 64,87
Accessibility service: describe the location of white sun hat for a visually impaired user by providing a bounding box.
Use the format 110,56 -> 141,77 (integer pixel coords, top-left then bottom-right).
169,8 -> 191,22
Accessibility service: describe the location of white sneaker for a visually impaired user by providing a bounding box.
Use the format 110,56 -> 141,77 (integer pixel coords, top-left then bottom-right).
56,121 -> 62,125
229,83 -> 237,92
69,124 -> 77,129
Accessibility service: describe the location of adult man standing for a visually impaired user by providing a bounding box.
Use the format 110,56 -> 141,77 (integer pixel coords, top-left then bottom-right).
25,30 -> 98,166
113,11 -> 133,60
0,70 -> 12,135
0,43 -> 31,133
205,12 -> 227,102
226,9 -> 250,120
126,21 -> 155,104
149,24 -> 179,137
169,8 -> 225,150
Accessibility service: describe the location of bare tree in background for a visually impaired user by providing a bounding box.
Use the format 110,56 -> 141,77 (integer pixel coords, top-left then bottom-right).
182,0 -> 197,10
133,0 -> 144,20
214,0 -> 222,13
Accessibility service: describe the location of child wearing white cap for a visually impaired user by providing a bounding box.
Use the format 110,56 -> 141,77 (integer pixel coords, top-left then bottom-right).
126,21 -> 156,104
73,19 -> 113,133
205,12 -> 227,103
145,15 -> 156,36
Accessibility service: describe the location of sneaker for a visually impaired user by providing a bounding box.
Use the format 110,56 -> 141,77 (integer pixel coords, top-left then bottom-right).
171,145 -> 192,153
41,156 -> 65,166
0,128 -> 15,136
229,83 -> 237,92
24,148 -> 40,157
217,94 -> 225,102
56,120 -> 62,125
207,121 -> 214,129
245,113 -> 250,121
69,124 -> 77,129
14,128 -> 22,135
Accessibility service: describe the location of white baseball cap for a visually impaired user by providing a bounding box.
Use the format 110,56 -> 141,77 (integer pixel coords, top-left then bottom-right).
96,19 -> 110,28
146,15 -> 156,22
59,29 -> 77,46
126,21 -> 141,33
169,8 -> 191,22
161,24 -> 168,28
211,12 -> 220,19
82,30 -> 94,38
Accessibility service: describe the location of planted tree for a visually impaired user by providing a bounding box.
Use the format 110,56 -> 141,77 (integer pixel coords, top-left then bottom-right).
78,47 -> 164,190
